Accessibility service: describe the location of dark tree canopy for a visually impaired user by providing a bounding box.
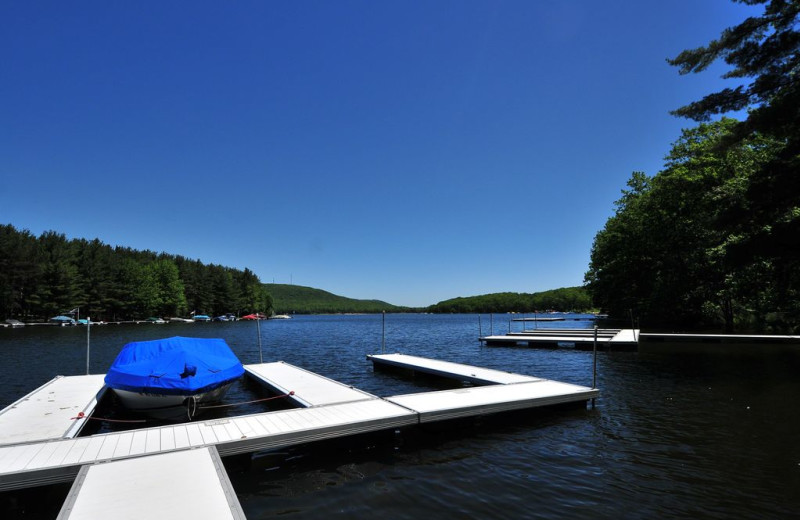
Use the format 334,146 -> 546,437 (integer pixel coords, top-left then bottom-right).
668,0 -> 800,126
668,0 -> 800,268
0,224 -> 272,321
585,0 -> 800,331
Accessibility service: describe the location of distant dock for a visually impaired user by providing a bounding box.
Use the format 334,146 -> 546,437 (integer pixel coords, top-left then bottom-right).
480,328 -> 639,350
480,328 -> 800,353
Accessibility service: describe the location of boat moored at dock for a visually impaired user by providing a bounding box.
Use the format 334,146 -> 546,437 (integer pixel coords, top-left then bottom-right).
104,336 -> 245,420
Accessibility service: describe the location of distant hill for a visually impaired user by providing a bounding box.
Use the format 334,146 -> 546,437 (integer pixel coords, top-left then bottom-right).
264,283 -> 404,314
426,286 -> 592,313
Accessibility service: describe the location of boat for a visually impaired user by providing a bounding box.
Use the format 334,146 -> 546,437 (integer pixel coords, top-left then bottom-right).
104,336 -> 245,420
241,313 -> 267,320
269,314 -> 292,319
193,314 -> 211,322
145,317 -> 166,324
213,313 -> 238,322
49,315 -> 76,326
169,317 -> 194,323
4,319 -> 24,328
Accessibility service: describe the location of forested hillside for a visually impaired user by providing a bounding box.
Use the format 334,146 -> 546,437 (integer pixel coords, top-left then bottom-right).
427,287 -> 592,314
265,283 -> 403,314
0,224 -> 272,321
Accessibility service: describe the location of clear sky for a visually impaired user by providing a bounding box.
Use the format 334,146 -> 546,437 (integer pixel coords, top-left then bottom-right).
1,1 -> 758,307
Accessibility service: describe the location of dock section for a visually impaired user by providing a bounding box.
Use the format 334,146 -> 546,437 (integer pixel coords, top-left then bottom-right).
0,358 -> 599,492
367,353 -> 542,385
57,446 -> 245,520
0,398 -> 418,491
244,361 -> 377,408
480,328 -> 639,350
0,375 -> 107,446
369,353 -> 598,422
638,332 -> 800,353
386,380 -> 598,423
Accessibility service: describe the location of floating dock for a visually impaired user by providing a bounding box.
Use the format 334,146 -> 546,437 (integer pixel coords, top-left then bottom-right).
57,446 -> 245,520
0,375 -> 107,446
0,356 -> 598,517
367,353 -> 542,385
480,328 -> 639,350
244,361 -> 377,408
511,317 -> 565,322
638,332 -> 800,353
368,353 -> 598,422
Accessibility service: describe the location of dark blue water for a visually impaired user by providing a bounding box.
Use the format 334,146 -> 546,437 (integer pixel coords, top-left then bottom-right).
1,314 -> 799,519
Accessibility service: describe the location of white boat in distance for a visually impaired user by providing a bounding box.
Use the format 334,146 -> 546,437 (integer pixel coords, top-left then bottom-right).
269,314 -> 292,319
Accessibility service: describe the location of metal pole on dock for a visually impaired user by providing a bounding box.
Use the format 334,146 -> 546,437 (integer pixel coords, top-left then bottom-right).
382,311 -> 386,354
490,313 -> 493,335
478,315 -> 482,339
86,317 -> 91,375
257,314 -> 263,364
592,325 -> 597,408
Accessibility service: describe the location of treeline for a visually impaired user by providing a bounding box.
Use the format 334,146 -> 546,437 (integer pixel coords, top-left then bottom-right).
265,283 -> 403,314
586,1 -> 800,333
427,287 -> 592,314
0,225 -> 272,321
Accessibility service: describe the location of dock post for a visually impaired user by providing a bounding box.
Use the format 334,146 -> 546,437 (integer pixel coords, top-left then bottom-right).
382,311 -> 386,354
592,325 -> 597,408
490,313 -> 493,335
85,317 -> 91,375
257,315 -> 263,364
478,315 -> 482,339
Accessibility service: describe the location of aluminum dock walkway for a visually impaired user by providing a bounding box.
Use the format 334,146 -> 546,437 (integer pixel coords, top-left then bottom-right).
244,361 -> 377,407
0,375 -> 107,446
369,353 -> 598,422
366,353 -> 543,385
57,446 -> 245,520
0,358 -> 598,495
480,328 -> 639,350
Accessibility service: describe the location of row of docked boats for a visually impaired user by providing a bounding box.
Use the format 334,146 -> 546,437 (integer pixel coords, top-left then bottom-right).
11,313 -> 293,327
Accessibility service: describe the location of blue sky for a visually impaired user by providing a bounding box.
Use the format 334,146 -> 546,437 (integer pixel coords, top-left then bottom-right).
1,1 -> 758,307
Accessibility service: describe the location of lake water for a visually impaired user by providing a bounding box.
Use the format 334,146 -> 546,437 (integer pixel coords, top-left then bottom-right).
1,314 -> 799,519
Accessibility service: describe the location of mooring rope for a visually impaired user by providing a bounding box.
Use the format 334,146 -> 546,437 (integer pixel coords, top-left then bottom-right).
197,391 -> 295,410
68,391 -> 296,422
70,411 -> 147,423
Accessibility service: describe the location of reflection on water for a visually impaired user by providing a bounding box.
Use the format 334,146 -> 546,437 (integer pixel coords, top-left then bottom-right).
1,314 -> 799,519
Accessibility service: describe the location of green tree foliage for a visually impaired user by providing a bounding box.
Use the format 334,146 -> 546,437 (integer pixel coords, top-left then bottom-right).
427,287 -> 592,314
0,224 -> 273,321
586,120 -> 789,331
664,0 -> 800,329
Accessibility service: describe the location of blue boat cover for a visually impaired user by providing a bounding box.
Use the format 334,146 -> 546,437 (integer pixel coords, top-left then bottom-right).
104,336 -> 244,395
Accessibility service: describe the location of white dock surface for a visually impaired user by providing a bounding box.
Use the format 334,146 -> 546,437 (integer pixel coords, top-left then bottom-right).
386,380 -> 599,422
482,329 -> 639,347
0,398 -> 418,491
368,353 -> 542,385
244,362 -> 377,407
0,357 -> 599,492
0,375 -> 106,446
57,447 -> 245,520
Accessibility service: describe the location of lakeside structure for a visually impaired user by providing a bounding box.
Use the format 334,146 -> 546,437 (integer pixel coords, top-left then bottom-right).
0,355 -> 597,517
479,327 -> 800,353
